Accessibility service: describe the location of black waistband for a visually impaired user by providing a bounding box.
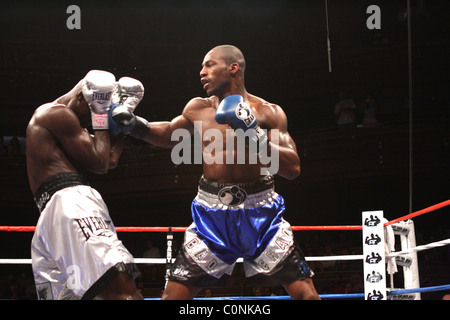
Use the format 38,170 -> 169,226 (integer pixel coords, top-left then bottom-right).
198,175 -> 274,195
34,172 -> 89,212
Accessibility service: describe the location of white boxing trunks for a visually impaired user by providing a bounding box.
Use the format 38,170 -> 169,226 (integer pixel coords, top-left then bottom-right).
31,173 -> 139,300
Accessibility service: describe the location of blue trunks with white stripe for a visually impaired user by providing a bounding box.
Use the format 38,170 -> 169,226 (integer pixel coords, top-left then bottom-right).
168,175 -> 313,287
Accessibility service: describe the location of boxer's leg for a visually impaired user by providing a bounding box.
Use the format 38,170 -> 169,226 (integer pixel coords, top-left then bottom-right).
284,278 -> 321,300
162,281 -> 202,300
95,270 -> 143,300
162,224 -> 234,299
50,186 -> 141,299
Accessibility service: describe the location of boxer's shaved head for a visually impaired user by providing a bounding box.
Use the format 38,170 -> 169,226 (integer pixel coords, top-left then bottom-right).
210,45 -> 246,75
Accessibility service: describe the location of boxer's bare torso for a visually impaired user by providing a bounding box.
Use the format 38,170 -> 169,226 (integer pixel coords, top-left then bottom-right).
141,93 -> 299,182
136,45 -> 300,182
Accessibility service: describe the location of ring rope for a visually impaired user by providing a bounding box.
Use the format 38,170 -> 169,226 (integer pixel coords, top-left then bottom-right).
388,284 -> 450,295
0,253 -> 366,265
0,225 -> 364,232
191,293 -> 367,300
388,238 -> 450,257
3,236 -> 448,266
145,284 -> 450,300
1,199 -> 447,233
384,199 -> 450,227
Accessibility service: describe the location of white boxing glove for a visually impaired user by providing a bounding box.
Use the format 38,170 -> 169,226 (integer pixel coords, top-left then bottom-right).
82,70 -> 116,130
112,77 -> 144,112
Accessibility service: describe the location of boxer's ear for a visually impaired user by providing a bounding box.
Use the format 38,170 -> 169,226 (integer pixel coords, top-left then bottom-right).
229,62 -> 239,76
77,91 -> 85,102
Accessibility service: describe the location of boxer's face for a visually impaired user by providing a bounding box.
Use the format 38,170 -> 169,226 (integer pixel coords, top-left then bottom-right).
75,91 -> 91,127
200,50 -> 231,97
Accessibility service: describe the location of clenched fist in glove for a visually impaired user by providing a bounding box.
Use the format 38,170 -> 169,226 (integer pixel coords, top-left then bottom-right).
109,77 -> 149,139
82,70 -> 116,130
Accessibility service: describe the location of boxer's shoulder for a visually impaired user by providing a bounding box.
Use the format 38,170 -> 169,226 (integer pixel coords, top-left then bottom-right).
186,96 -> 218,110
182,96 -> 218,121
247,94 -> 279,112
30,102 -> 78,132
34,102 -> 70,117
246,93 -> 285,128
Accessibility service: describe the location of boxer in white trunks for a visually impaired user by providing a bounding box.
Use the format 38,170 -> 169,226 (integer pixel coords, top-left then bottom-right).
26,70 -> 144,300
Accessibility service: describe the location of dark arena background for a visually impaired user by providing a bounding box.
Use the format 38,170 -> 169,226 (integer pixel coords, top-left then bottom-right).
0,0 -> 448,301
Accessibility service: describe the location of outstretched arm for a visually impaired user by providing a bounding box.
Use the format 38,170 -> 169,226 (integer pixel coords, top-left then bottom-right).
112,98 -> 199,149
140,114 -> 193,148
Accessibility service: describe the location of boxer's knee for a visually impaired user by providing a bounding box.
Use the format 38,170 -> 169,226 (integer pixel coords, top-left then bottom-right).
95,271 -> 143,300
284,278 -> 321,300
162,281 -> 201,300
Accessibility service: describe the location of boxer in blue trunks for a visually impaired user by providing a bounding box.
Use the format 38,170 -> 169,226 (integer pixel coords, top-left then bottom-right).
111,45 -> 320,300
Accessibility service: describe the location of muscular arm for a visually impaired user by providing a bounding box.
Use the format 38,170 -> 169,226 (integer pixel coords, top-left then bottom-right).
108,133 -> 126,169
48,106 -> 111,174
140,115 -> 192,148
265,106 -> 300,180
139,99 -> 197,148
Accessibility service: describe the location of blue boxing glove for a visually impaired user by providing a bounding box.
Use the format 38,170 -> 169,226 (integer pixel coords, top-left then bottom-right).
215,95 -> 269,154
109,103 -> 150,139
215,95 -> 256,130
109,103 -> 128,137
109,76 -> 146,137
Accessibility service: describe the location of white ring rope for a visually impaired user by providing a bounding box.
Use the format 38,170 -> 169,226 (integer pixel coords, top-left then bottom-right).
0,259 -> 32,265
388,238 -> 450,257
0,255 -> 365,265
1,239 -> 448,265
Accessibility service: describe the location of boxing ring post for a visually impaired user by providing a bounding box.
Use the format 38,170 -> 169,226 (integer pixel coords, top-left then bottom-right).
165,227 -> 173,288
362,210 -> 387,300
391,220 -> 421,300
363,215 -> 422,300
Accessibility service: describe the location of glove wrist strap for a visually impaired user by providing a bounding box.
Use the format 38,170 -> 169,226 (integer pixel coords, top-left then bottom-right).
91,112 -> 109,130
128,116 -> 150,139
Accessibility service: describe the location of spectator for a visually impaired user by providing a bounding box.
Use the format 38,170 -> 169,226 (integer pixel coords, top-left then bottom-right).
4,274 -> 22,299
203,288 -> 212,297
252,287 -> 264,296
345,273 -> 364,294
143,238 -> 161,258
361,94 -> 378,128
0,135 -> 7,156
305,249 -> 324,274
328,272 -> 347,294
146,266 -> 165,288
322,244 -> 336,271
7,136 -> 23,157
334,90 -> 357,127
